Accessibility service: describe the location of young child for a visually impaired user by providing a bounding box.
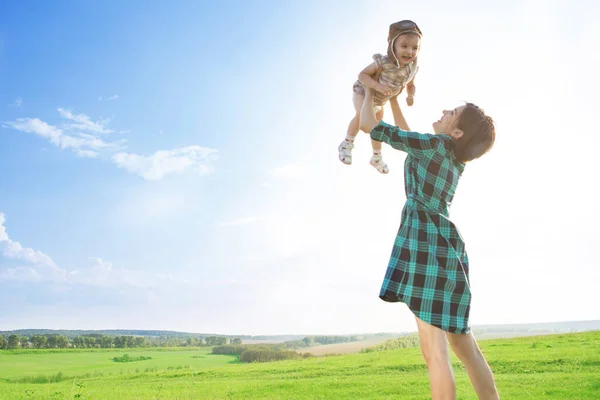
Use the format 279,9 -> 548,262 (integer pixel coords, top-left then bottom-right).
338,20 -> 422,174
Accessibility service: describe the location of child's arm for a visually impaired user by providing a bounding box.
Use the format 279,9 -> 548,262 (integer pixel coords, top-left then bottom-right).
358,62 -> 392,96
406,77 -> 416,106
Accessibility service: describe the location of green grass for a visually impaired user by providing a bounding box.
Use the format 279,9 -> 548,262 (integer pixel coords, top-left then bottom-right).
0,331 -> 599,399
0,347 -> 236,381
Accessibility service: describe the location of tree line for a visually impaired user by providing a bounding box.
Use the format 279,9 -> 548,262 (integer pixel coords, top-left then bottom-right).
0,332 -> 357,350
0,333 -> 242,349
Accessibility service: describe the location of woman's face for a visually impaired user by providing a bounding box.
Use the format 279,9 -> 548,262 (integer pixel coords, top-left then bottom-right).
433,106 -> 465,135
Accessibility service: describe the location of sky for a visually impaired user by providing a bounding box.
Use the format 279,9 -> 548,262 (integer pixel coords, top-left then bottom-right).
1,0 -> 599,336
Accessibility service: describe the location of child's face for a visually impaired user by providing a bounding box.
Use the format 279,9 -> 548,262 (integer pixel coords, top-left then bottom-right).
394,34 -> 420,66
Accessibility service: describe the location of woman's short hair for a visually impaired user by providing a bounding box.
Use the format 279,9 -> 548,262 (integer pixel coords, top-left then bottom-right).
453,103 -> 496,163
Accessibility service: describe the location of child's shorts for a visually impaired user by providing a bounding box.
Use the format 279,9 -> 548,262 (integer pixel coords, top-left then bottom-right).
353,80 -> 385,113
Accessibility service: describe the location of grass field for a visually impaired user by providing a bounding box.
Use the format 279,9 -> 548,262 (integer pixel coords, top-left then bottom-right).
0,331 -> 599,399
0,347 -> 236,381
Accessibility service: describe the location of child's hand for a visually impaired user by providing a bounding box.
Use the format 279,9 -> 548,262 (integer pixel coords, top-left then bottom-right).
406,95 -> 414,106
376,84 -> 392,97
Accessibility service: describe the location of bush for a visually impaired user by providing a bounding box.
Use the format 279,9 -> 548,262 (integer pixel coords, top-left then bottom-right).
239,348 -> 300,363
211,345 -> 247,355
281,340 -> 309,349
112,354 -> 152,363
213,343 -> 314,363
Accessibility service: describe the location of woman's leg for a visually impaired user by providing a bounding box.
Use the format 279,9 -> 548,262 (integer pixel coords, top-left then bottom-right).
415,316 -> 456,400
446,331 -> 500,399
339,93 -> 365,165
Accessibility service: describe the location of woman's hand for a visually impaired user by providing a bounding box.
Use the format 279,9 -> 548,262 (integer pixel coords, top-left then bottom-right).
376,83 -> 392,97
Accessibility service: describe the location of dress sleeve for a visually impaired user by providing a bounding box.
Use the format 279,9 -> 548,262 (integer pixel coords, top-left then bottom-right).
370,121 -> 444,159
372,54 -> 387,68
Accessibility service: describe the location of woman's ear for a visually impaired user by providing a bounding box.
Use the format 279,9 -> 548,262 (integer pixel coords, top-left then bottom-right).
449,128 -> 464,140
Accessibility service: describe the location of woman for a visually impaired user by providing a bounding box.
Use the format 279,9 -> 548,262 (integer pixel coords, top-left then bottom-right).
359,87 -> 500,400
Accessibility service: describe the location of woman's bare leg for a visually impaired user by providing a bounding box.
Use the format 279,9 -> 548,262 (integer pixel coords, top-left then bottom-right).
447,331 -> 500,399
415,317 -> 456,400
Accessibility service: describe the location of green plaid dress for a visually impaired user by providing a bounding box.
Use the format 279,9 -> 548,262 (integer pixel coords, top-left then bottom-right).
371,121 -> 472,334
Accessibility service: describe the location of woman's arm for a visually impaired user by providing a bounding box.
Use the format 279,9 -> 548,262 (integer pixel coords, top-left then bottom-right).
388,95 -> 411,131
360,88 -> 438,159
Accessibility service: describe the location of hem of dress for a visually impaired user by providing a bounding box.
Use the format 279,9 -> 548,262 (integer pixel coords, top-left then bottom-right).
379,294 -> 471,335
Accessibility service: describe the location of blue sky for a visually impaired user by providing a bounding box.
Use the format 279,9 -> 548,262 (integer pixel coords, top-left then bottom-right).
1,0 -> 599,335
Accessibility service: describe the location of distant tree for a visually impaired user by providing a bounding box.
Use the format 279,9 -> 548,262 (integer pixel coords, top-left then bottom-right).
134,337 -> 146,348
204,336 -> 217,346
302,337 -> 314,346
100,336 -> 114,348
7,334 -> 20,349
20,336 -> 29,348
231,338 -> 243,345
72,336 -> 84,348
46,335 -> 59,348
55,335 -> 69,348
84,336 -> 97,348
0,336 -> 6,349
186,337 -> 198,346
113,336 -> 136,348
31,335 -> 47,349
215,336 -> 227,346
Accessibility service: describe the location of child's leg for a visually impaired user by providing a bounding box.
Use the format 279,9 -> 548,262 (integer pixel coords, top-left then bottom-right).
347,93 -> 364,138
339,93 -> 365,165
370,108 -> 389,174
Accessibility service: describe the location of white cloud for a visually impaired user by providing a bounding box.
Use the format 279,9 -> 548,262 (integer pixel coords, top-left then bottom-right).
57,107 -> 114,134
76,150 -> 100,158
112,145 -> 218,181
268,164 -> 305,180
4,109 -> 218,180
220,216 -> 258,227
3,117 -> 124,156
0,212 -> 172,288
98,94 -> 119,101
0,213 -> 66,282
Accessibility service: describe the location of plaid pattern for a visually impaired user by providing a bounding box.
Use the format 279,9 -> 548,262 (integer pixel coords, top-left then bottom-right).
371,121 -> 472,334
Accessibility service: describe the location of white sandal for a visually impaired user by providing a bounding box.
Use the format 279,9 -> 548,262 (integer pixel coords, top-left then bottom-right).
370,156 -> 389,174
338,141 -> 354,165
